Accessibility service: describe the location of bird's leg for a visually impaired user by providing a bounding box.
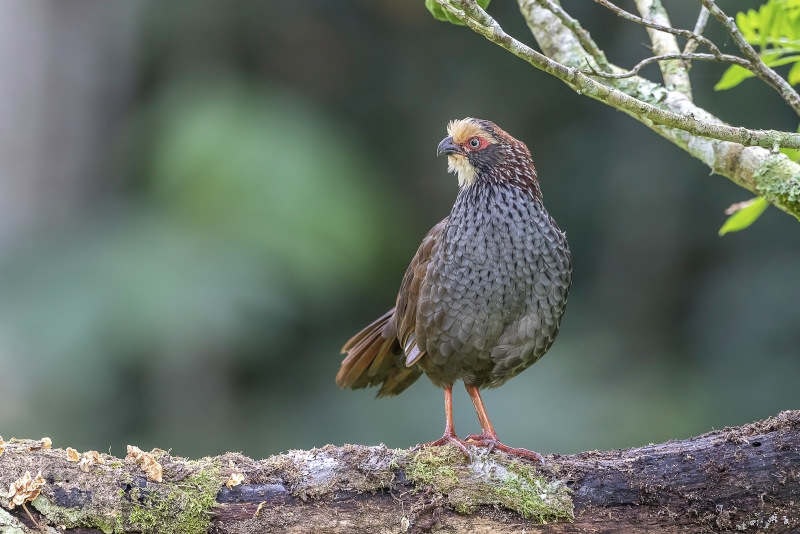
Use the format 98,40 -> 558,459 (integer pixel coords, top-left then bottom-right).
416,385 -> 472,459
464,384 -> 545,463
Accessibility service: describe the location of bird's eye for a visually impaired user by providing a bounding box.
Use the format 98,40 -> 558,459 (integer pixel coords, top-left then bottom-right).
469,137 -> 481,149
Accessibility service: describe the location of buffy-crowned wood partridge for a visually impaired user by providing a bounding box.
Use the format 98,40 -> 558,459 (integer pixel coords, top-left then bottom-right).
336,118 -> 571,462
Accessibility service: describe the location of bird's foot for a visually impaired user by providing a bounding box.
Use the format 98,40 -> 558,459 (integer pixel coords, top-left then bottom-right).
465,432 -> 545,464
415,432 -> 473,461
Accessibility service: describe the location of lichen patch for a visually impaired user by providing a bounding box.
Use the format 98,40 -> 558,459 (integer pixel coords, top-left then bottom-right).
262,444 -> 401,499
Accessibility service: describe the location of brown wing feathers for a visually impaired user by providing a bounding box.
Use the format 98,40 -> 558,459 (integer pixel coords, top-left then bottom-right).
336,308 -> 396,389
336,219 -> 448,397
337,306 -> 420,396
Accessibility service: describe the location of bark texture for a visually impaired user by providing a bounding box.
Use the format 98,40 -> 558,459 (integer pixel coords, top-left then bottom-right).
1,411 -> 799,533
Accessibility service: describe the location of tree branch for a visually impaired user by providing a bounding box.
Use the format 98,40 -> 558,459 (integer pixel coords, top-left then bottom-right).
436,0 -> 800,152
534,0 -> 611,72
633,0 -> 693,98
434,0 -> 800,220
595,0 -> 800,118
684,6 -> 710,54
584,52 -> 751,80
592,0 -> 722,56
1,412 -> 799,533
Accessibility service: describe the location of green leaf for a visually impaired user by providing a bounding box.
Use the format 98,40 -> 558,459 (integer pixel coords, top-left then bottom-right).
762,54 -> 800,67
790,60 -> 800,85
718,197 -> 770,235
736,9 -> 763,45
715,65 -> 756,90
780,123 -> 800,160
714,52 -> 792,91
781,146 -> 800,160
425,0 -> 491,26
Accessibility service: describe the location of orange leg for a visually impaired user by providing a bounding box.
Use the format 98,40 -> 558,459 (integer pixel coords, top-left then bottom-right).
417,386 -> 472,459
464,384 -> 544,463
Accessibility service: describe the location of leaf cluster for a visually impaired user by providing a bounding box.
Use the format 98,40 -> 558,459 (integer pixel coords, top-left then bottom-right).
716,0 -> 800,90
712,0 -> 800,232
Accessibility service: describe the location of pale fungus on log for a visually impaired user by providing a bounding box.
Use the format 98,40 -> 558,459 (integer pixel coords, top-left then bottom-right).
0,411 -> 799,533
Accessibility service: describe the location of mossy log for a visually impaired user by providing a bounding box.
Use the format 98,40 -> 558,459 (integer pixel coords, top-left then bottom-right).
1,411 -> 799,533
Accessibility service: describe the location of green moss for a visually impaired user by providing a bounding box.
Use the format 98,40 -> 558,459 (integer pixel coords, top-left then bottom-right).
405,447 -> 573,524
497,462 -> 573,521
33,461 -> 223,534
33,494 -> 119,534
406,446 -> 465,492
126,467 -> 221,534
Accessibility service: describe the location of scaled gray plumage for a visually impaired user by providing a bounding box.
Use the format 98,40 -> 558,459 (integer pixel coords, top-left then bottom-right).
416,183 -> 570,389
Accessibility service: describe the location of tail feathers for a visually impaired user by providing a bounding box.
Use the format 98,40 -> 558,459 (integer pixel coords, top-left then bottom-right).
377,368 -> 421,398
337,307 -> 423,396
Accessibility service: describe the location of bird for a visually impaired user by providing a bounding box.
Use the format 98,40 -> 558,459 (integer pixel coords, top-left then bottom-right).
336,118 -> 571,462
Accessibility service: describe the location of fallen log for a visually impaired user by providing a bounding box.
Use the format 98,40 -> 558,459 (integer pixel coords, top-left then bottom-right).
1,410 -> 799,533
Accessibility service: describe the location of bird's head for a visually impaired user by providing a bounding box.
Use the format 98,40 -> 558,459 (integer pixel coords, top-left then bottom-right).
437,118 -> 539,195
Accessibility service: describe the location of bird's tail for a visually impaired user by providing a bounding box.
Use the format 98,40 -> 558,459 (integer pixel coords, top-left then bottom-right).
337,307 -> 422,397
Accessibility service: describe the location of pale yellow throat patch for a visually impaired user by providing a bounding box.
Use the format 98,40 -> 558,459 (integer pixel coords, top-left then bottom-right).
447,154 -> 477,187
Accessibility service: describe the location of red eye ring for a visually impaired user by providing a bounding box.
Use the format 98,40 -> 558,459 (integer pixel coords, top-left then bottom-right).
466,137 -> 488,150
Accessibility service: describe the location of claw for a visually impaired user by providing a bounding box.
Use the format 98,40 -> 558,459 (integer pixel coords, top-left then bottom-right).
466,432 -> 545,464
417,433 -> 473,462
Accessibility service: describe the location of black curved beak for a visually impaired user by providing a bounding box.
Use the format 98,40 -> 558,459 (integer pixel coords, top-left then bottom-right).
437,136 -> 461,156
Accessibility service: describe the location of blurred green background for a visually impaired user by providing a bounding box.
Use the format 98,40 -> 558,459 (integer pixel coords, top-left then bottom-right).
0,0 -> 797,460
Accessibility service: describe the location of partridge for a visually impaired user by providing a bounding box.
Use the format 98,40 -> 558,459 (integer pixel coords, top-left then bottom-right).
337,118 -> 571,461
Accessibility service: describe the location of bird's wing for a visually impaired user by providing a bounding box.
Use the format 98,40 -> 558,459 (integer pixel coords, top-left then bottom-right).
395,218 -> 448,368
337,308 -> 407,392
335,219 -> 448,398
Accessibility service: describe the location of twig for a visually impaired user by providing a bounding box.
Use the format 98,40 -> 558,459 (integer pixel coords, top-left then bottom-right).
684,7 -> 710,54
699,0 -> 800,119
633,0 -> 692,98
435,0 -> 800,150
594,0 -> 800,118
534,0 -> 611,72
593,0 -> 722,56
21,503 -> 45,533
584,52 -> 751,80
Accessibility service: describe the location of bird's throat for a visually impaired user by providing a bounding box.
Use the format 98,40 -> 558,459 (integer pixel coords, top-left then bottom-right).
447,155 -> 477,187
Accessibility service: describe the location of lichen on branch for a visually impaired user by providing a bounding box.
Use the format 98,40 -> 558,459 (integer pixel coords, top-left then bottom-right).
433,0 -> 800,221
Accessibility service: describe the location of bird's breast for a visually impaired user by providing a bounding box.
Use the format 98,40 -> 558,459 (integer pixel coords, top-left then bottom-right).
415,184 -> 571,384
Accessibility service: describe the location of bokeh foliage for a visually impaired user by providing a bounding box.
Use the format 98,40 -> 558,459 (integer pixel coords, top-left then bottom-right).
0,0 -> 798,460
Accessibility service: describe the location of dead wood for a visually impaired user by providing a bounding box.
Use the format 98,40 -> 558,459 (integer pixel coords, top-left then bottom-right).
1,410 -> 799,533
